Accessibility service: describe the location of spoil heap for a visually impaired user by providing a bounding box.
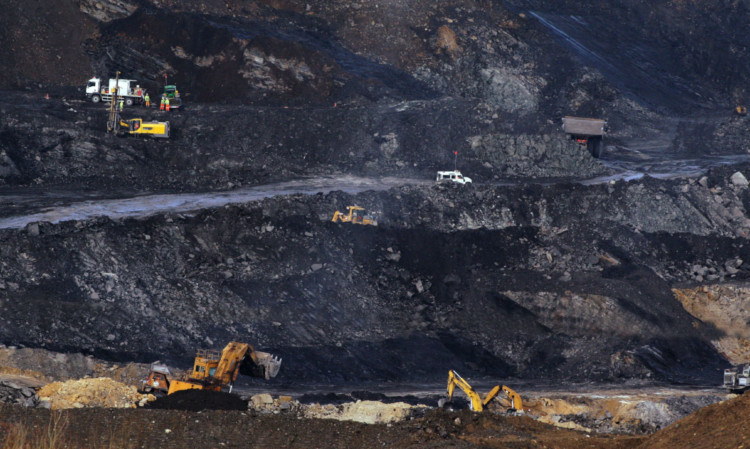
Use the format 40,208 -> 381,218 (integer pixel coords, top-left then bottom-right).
38,377 -> 151,410
639,393 -> 750,449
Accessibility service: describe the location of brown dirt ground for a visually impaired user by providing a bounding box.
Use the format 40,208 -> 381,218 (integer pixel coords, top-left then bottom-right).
636,393 -> 750,449
0,404 -> 645,449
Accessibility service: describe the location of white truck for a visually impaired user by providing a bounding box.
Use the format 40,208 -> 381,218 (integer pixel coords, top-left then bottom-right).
436,170 -> 472,184
85,77 -> 144,106
724,364 -> 750,393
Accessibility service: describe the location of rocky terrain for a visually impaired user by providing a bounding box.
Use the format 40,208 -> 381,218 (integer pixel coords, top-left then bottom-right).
3,169 -> 750,386
4,0 -> 750,447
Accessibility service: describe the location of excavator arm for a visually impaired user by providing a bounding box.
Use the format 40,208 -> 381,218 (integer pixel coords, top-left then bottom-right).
161,341 -> 282,395
502,385 -> 523,412
213,342 -> 283,388
445,370 -> 523,413
447,370 -> 485,411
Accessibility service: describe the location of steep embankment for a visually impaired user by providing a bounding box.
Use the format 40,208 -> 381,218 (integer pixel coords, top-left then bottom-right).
638,392 -> 750,449
2,167 -> 750,384
0,90 -> 606,191
3,0 -> 750,191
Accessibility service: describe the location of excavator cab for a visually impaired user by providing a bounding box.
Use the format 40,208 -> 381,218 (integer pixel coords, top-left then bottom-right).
190,348 -> 222,381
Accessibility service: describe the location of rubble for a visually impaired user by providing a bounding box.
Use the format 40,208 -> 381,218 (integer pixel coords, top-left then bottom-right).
526,391 -> 727,434
0,379 -> 40,408
37,377 -> 152,410
301,400 -> 424,424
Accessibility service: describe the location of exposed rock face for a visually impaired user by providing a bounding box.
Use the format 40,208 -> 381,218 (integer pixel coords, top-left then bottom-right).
435,26 -> 461,57
0,0 -> 97,88
0,91 -> 610,191
674,285 -> 750,365
2,0 -> 750,398
1,167 -> 749,384
79,0 -> 139,22
0,380 -> 39,407
468,133 -> 600,177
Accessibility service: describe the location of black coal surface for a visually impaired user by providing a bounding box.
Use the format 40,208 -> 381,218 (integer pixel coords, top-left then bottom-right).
2,0 -> 750,392
147,389 -> 248,411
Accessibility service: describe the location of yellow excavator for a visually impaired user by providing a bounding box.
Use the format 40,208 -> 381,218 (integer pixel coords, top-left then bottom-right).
138,341 -> 282,396
444,370 -> 523,412
331,206 -> 377,225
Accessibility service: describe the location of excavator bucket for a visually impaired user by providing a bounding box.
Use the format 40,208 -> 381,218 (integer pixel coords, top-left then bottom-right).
254,351 -> 282,379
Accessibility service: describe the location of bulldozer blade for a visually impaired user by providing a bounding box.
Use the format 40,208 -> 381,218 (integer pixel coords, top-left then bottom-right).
255,351 -> 282,379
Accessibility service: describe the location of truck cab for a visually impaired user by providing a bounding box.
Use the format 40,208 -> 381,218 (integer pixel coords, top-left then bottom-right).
436,170 -> 472,184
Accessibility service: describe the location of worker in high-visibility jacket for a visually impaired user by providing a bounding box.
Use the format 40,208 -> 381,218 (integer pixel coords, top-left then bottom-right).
160,95 -> 165,111
165,97 -> 170,112
144,93 -> 150,108
119,99 -> 124,112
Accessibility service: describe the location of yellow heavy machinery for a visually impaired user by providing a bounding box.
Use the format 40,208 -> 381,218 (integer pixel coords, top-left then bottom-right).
331,206 -> 377,225
118,117 -> 170,138
106,71 -> 170,138
138,341 -> 282,396
445,370 -> 523,412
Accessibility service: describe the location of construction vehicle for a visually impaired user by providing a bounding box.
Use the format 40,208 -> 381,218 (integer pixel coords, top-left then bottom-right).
160,73 -> 183,109
562,116 -> 606,158
331,206 -> 377,225
724,364 -> 750,393
443,370 -> 523,412
139,362 -> 172,396
105,72 -> 169,138
138,341 -> 282,396
162,84 -> 183,109
118,117 -> 170,138
436,170 -> 472,184
86,77 -> 144,106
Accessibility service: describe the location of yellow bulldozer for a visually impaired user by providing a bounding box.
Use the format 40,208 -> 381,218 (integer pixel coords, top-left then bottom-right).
444,370 -> 523,412
138,341 -> 282,396
331,206 -> 377,225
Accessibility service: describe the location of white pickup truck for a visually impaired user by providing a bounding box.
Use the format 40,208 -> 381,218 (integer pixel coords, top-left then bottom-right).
436,170 -> 472,184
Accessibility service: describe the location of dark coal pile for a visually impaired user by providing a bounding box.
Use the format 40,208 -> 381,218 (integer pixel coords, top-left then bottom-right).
2,168 -> 750,385
147,389 -> 247,411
